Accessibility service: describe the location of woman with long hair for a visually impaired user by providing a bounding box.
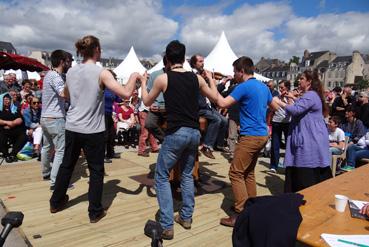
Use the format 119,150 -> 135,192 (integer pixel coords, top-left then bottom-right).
49,35 -> 142,223
276,70 -> 331,192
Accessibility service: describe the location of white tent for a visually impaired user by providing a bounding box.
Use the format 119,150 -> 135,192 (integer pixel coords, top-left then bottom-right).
147,59 -> 192,74
204,31 -> 237,76
113,46 -> 146,84
204,31 -> 270,82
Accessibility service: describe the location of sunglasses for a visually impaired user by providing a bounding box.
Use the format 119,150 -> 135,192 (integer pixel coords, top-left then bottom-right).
32,102 -> 40,105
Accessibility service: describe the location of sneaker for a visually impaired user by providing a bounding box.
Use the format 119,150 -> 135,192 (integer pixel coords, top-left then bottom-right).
269,168 -> 277,174
174,214 -> 192,229
340,165 -> 355,172
104,158 -> 112,163
200,146 -> 215,159
90,210 -> 107,223
151,149 -> 160,153
161,228 -> 174,240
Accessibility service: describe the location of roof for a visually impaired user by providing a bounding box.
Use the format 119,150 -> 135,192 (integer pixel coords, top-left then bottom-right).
309,51 -> 329,60
331,56 -> 352,64
0,41 -> 16,54
316,60 -> 329,68
262,65 -> 289,72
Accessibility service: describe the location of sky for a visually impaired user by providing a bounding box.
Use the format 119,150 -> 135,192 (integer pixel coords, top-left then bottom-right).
1,0 -> 369,62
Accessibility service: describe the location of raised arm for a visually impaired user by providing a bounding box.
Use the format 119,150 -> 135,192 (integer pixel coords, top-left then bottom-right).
101,69 -> 139,99
198,71 -> 218,103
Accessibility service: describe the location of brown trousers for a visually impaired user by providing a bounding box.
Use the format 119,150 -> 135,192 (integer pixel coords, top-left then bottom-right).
229,135 -> 268,213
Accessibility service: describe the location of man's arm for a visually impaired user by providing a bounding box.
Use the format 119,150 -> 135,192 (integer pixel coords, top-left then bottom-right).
198,72 -> 218,103
101,70 -> 140,99
141,73 -> 165,106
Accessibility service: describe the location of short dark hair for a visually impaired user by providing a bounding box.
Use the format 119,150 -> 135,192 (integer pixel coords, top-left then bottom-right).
329,116 -> 341,125
165,40 -> 185,65
50,50 -> 68,68
189,54 -> 202,68
232,56 -> 254,75
279,80 -> 291,90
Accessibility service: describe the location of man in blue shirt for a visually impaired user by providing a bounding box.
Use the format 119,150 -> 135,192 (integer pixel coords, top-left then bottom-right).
216,56 -> 278,227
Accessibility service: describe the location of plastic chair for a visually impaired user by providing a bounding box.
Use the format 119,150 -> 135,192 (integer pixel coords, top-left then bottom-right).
331,136 -> 350,177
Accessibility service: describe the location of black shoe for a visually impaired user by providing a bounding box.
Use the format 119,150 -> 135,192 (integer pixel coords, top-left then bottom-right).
90,210 -> 107,223
200,147 -> 215,159
5,156 -> 13,163
43,175 -> 50,181
112,153 -> 121,159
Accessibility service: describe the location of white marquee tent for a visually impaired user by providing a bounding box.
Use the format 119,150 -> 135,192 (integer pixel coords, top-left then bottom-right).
113,46 -> 146,84
205,31 -> 270,82
147,59 -> 192,74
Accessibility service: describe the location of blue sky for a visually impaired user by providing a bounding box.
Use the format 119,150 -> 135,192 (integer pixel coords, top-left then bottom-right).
0,0 -> 368,61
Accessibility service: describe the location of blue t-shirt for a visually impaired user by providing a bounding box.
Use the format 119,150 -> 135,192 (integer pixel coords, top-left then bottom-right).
230,78 -> 272,136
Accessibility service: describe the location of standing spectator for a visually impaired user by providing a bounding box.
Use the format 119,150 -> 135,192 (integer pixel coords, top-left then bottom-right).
340,106 -> 366,144
267,80 -> 280,97
103,70 -> 121,164
0,93 -> 27,163
331,85 -> 355,121
49,35 -> 140,223
269,80 -> 291,173
275,70 -> 331,193
216,57 -> 278,227
23,96 -> 42,156
328,116 -> 345,155
41,49 -> 71,187
137,100 -> 159,157
356,91 -> 369,130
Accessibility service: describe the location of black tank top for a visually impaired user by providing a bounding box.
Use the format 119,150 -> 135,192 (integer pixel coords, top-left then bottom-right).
164,71 -> 200,134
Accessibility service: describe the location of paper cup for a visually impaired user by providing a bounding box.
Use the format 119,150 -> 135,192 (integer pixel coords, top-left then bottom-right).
335,195 -> 348,212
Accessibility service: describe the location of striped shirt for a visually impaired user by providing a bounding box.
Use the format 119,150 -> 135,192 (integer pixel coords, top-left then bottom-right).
41,70 -> 65,118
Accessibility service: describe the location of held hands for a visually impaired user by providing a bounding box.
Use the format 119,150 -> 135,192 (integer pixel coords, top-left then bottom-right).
359,203 -> 369,217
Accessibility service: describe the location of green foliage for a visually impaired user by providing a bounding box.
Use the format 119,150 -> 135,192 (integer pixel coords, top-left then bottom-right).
289,56 -> 300,65
356,79 -> 369,90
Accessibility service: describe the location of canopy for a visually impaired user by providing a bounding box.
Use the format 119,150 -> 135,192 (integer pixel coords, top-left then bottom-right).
204,31 -> 237,76
113,46 -> 146,84
0,51 -> 49,72
148,59 -> 192,74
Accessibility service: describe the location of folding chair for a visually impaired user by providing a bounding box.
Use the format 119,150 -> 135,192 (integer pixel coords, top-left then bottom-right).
331,136 -> 349,177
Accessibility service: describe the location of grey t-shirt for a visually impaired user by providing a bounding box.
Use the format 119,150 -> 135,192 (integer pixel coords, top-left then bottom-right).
65,64 -> 105,134
41,70 -> 65,118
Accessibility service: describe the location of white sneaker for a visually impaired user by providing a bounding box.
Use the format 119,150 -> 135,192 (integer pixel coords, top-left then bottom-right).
269,168 -> 277,174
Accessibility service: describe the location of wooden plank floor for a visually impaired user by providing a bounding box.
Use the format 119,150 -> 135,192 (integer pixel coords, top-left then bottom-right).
0,149 -> 284,247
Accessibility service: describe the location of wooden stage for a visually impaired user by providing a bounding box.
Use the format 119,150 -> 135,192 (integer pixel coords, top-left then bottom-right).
0,150 -> 284,247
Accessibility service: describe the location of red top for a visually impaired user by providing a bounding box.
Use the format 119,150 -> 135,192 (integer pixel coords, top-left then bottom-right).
117,106 -> 133,120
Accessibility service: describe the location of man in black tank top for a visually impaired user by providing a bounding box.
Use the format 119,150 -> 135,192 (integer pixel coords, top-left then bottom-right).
141,40 -> 219,240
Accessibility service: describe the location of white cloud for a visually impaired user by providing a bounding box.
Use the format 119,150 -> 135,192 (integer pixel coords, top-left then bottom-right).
179,2 -> 369,62
0,0 -> 178,58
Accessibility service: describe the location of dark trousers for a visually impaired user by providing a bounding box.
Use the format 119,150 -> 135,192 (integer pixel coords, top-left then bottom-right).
0,129 -> 27,157
284,166 -> 332,193
145,111 -> 166,143
50,130 -> 105,218
104,113 -> 115,158
270,122 -> 289,169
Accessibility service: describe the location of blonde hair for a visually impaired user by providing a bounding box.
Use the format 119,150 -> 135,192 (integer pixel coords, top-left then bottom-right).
75,35 -> 100,59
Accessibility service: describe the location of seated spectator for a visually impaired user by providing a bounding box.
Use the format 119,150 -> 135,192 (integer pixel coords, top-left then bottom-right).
117,99 -> 136,148
340,106 -> 366,144
32,79 -> 42,99
20,79 -> 35,100
0,73 -> 22,94
21,93 -> 34,114
8,89 -> 21,112
341,131 -> 369,171
23,97 -> 42,156
328,116 -> 345,155
0,93 -> 27,163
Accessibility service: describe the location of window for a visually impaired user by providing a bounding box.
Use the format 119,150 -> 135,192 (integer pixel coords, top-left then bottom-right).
272,72 -> 275,77
328,81 -> 331,87
305,60 -> 310,67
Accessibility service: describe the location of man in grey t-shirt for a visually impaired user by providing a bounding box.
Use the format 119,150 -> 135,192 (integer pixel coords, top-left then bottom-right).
40,50 -> 72,190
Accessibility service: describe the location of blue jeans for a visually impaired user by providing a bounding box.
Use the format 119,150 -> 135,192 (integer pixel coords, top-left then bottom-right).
199,108 -> 228,148
270,122 -> 289,169
346,144 -> 369,167
41,118 -> 65,186
155,127 -> 200,230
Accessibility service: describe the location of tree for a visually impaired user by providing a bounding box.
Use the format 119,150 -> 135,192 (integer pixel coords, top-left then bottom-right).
289,56 -> 300,65
356,79 -> 369,90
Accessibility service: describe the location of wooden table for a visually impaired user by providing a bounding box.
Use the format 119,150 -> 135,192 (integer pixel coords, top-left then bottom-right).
297,164 -> 369,246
